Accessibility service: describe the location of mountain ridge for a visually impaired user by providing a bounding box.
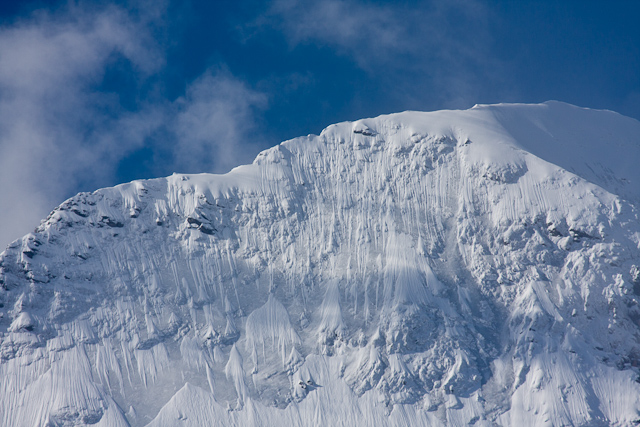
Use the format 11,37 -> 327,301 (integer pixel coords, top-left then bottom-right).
1,102 -> 640,426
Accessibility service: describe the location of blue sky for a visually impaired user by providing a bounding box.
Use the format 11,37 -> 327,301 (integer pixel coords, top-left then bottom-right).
0,0 -> 639,249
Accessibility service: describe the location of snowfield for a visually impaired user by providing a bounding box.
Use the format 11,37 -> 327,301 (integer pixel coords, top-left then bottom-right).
1,101 -> 640,426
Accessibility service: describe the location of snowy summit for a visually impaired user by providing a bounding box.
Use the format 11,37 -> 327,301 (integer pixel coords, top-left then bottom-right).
2,101 -> 640,426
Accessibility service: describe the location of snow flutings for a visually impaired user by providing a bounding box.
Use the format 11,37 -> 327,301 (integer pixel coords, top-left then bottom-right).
1,102 -> 640,426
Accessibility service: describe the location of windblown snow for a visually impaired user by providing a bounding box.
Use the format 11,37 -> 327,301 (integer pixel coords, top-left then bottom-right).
2,101 -> 640,426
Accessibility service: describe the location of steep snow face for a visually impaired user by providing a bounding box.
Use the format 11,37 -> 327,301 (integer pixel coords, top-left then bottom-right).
2,101 -> 640,426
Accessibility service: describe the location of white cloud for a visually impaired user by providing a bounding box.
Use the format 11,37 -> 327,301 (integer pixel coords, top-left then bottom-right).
0,4 -> 268,251
0,5 -> 162,250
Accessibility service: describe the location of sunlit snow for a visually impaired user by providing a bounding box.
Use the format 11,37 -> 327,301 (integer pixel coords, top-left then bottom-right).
1,101 -> 640,426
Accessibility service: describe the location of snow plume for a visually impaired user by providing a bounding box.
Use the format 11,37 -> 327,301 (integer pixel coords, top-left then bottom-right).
0,5 -> 267,251
255,0 -> 507,108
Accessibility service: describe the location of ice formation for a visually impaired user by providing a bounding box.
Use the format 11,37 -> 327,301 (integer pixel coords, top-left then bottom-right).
2,101 -> 640,426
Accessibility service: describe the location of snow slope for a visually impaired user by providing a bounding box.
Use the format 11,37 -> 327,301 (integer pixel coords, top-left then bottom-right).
1,101 -> 640,426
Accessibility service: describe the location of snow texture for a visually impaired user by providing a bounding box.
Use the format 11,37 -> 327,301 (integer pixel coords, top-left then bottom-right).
2,101 -> 640,426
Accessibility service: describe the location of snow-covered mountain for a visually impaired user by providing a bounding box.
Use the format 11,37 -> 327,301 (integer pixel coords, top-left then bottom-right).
2,101 -> 640,426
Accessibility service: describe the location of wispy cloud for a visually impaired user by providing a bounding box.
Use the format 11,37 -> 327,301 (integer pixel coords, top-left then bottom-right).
171,69 -> 268,174
0,4 -> 160,249
0,4 -> 268,250
253,0 -> 510,109
264,0 -> 407,62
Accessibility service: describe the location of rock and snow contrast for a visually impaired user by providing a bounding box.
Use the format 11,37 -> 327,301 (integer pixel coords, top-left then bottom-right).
2,101 -> 640,426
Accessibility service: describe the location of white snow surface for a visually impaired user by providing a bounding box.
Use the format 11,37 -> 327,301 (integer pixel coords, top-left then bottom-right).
2,101 -> 640,426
